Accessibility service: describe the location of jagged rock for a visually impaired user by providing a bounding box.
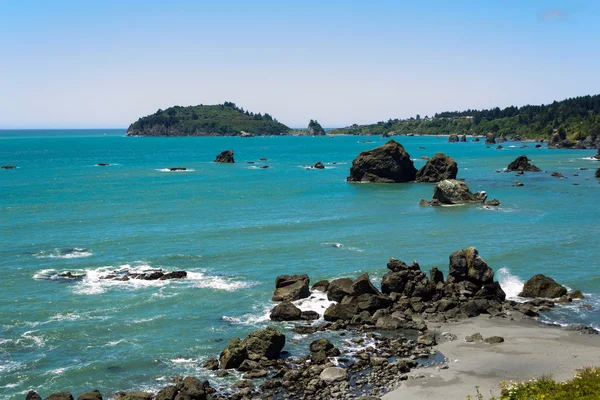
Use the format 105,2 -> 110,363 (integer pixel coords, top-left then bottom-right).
351,273 -> 381,296
485,133 -> 496,144
422,179 -> 488,206
415,153 -> 458,183
448,134 -> 459,142
310,338 -> 340,358
203,358 -> 219,371
313,162 -> 325,169
356,294 -> 393,312
506,155 -> 541,172
381,268 -> 432,300
215,150 -> 235,163
496,145 -> 503,150
27,392 -> 43,400
243,369 -> 268,379
519,274 -> 567,298
311,280 -> 330,292
387,258 -> 419,272
327,278 -> 354,302
324,303 -> 359,322
484,199 -> 501,206
307,120 -> 326,136
272,274 -> 310,301
112,393 -> 152,400
155,386 -> 178,400
595,149 -> 600,160
320,367 -> 348,382
447,247 -> 495,287
219,337 -> 248,369
270,301 -> 302,321
347,140 -> 417,183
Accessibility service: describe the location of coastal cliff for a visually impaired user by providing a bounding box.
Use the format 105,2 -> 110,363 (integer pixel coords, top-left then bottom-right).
126,102 -> 290,136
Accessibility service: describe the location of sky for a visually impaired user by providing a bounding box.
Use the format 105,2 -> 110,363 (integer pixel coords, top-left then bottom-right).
0,0 -> 599,129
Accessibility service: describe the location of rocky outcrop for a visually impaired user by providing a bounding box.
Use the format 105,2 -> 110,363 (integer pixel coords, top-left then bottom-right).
44,393 -> 74,400
506,155 -> 541,172
77,390 -> 102,400
485,133 -> 496,144
420,179 -> 492,206
460,134 -> 467,142
448,134 -> 459,142
347,140 -> 417,183
519,274 -> 567,298
594,149 -> 600,160
327,278 -> 354,302
215,150 -> 235,163
313,162 -> 325,169
551,171 -> 565,178
415,153 -> 458,182
98,270 -> 186,281
272,274 -> 310,301
1,165 -> 16,169
169,167 -> 187,171
309,338 -> 340,364
95,163 -> 110,167
270,301 -> 302,321
596,168 -> 600,178
219,327 -> 285,369
307,120 -> 326,136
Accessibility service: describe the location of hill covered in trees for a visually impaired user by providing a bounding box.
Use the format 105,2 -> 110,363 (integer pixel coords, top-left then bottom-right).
126,102 -> 290,136
328,94 -> 600,143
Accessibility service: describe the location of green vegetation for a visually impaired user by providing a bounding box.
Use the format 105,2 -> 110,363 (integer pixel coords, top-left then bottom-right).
329,94 -> 600,140
467,367 -> 600,400
126,102 -> 290,136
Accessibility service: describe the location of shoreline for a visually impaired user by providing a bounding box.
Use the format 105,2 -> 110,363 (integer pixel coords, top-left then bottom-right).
383,315 -> 600,400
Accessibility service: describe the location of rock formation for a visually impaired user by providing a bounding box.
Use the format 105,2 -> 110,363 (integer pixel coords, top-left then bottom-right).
219,327 -> 285,369
215,150 -> 235,163
272,274 -> 310,301
460,134 -> 467,142
485,133 -> 496,144
420,179 -> 492,206
519,274 -> 568,298
506,155 -> 541,172
313,162 -> 325,169
415,153 -> 458,182
347,140 -> 417,183
448,134 -> 459,142
307,120 -> 326,136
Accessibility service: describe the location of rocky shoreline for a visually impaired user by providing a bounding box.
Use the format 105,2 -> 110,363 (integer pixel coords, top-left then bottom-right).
26,248 -> 596,400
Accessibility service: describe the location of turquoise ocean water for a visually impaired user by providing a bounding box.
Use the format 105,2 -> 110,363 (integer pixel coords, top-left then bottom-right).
1,130 -> 599,398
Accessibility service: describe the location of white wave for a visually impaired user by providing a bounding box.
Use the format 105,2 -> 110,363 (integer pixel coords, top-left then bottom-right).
50,313 -> 81,322
292,291 -> 335,318
581,157 -> 599,161
47,368 -> 66,375
155,168 -> 195,172
171,357 -> 199,364
189,271 -> 254,292
34,248 -> 92,259
0,361 -> 22,373
104,339 -> 128,347
346,246 -> 364,253
322,242 -> 344,248
497,267 -> 525,300
20,331 -> 45,347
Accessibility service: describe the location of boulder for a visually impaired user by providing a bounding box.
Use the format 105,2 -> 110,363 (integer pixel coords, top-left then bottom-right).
506,155 -> 541,172
381,269 -> 432,300
422,179 -> 487,205
596,168 -> 600,178
387,258 -> 419,272
484,336 -> 504,344
465,332 -> 483,342
448,134 -> 459,142
460,134 -> 467,142
351,273 -> 381,296
485,133 -> 496,144
310,338 -> 340,356
320,367 -> 348,382
243,327 -> 286,360
568,290 -> 585,300
219,337 -> 248,369
215,150 -> 235,163
417,332 -> 436,346
1,165 -> 17,169
112,393 -> 152,400
519,274 -> 567,298
272,274 -> 310,301
447,247 -> 494,287
203,358 -> 219,370
169,167 -> 187,171
327,278 -> 354,302
347,140 -> 417,183
313,162 -> 325,169
311,280 -> 330,292
76,391 -> 102,400
551,171 -> 565,178
269,301 -> 302,321
301,310 -> 320,320
324,303 -> 358,322
595,149 -> 600,160
415,153 -> 458,183
27,392 -> 43,400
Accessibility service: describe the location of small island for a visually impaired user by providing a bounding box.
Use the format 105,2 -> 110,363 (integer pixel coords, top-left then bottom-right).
126,102 -> 290,136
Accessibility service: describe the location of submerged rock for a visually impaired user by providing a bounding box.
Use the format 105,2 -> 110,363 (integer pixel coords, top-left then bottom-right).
347,140 -> 417,183
506,155 -> 541,172
551,171 -> 565,178
415,153 -> 458,183
519,274 -> 567,298
215,150 -> 235,163
169,167 -> 187,171
95,163 -> 110,167
1,165 -> 17,169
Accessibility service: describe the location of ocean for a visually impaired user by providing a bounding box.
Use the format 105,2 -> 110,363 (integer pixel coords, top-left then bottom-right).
1,130 -> 599,399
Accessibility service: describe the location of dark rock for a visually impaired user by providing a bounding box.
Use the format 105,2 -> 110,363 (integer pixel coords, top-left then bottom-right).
562,325 -> 599,335
96,163 -> 110,167
387,258 -> 419,272
535,144 -> 542,148
475,282 -> 506,302
243,369 -> 268,379
313,162 -> 325,169
506,155 -> 541,172
202,358 -> 219,370
270,301 -> 302,321
44,394 -> 75,400
327,278 -> 354,302
356,294 -> 393,312
169,167 -> 187,171
324,303 -> 359,322
347,140 -> 417,183
261,165 -> 270,168
447,247 -> 495,287
485,133 -> 496,144
519,274 -> 567,298
381,269 -> 431,300
568,290 -> 585,300
415,153 -> 458,183
215,150 -> 235,163
272,274 -> 310,302
294,325 -> 318,335
351,273 -> 381,296
514,180 -> 524,186
1,165 -> 17,169
160,271 -> 187,280
76,391 -> 102,400
219,337 -> 248,369
465,332 -> 483,342
243,327 -> 285,360
311,280 -> 330,292
596,168 -> 600,178
448,134 -> 459,142
300,310 -> 320,320
551,171 -> 565,178
27,392 -> 43,400
484,336 -> 504,344
484,199 -> 501,206
460,134 -> 467,142
310,338 -> 340,358
112,393 -> 152,400
496,145 -> 503,150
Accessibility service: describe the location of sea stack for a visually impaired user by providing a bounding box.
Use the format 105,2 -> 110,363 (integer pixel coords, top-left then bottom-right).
415,153 -> 458,182
215,150 -> 235,163
506,155 -> 541,172
347,140 -> 417,183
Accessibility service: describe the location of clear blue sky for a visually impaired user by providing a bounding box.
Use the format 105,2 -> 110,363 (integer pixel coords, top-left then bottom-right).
1,0 -> 598,129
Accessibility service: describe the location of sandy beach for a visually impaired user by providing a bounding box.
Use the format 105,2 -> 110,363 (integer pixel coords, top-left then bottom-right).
383,315 -> 600,400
